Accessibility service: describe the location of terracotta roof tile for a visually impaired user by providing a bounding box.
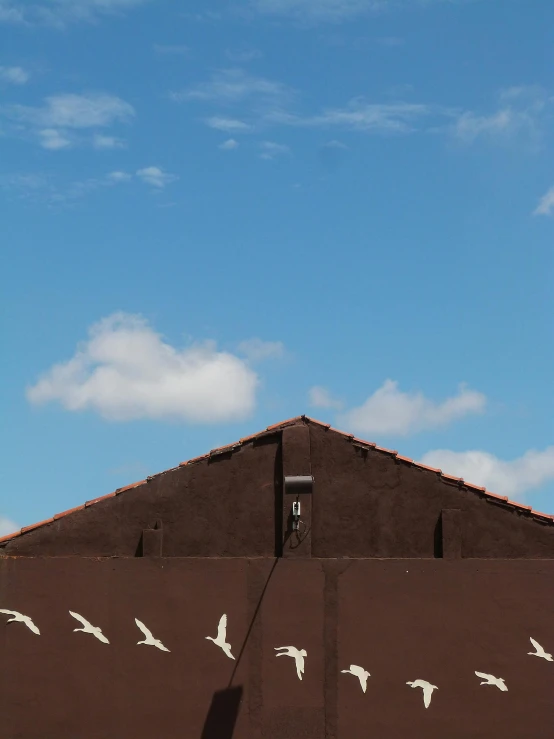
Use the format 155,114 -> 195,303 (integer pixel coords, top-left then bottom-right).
85,492 -> 116,507
352,437 -> 377,448
115,479 -> 147,495
396,454 -> 414,465
441,473 -> 464,485
20,518 -> 54,534
266,417 -> 303,431
414,463 -> 442,474
1,414 -> 552,547
54,504 -> 85,520
0,529 -> 21,544
209,443 -> 239,457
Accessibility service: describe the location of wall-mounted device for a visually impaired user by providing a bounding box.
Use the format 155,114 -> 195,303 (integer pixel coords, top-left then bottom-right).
292,500 -> 301,531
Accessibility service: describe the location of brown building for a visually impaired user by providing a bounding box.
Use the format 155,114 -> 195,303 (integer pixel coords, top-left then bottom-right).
1,415 -> 553,739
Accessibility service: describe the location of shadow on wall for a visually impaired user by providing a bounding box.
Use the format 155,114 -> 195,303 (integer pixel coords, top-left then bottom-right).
201,686 -> 243,739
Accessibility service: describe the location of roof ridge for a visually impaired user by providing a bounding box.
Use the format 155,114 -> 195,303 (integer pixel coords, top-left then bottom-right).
1,415 -> 551,546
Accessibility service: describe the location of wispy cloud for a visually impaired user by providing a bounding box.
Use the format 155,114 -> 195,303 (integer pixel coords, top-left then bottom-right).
218,138 -> 239,150
92,133 -> 126,149
136,166 -> 178,188
7,92 -> 134,128
248,0 -> 482,23
267,99 -> 431,133
2,91 -> 134,149
0,65 -> 29,84
249,0 -> 385,22
337,379 -> 486,436
259,140 -> 290,159
0,0 -> 150,27
0,515 -> 18,536
1,167 -> 169,205
26,312 -> 262,423
452,86 -> 547,146
107,170 -> 132,182
206,116 -> 252,132
39,128 -> 72,149
225,48 -> 262,63
171,68 -> 294,107
533,186 -> 554,217
419,446 -> 554,502
237,338 -> 284,361
309,385 -> 343,410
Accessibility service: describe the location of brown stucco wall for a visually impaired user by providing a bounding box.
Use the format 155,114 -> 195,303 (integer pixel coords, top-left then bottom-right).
1,556 -> 553,739
2,419 -> 553,559
308,424 -> 554,558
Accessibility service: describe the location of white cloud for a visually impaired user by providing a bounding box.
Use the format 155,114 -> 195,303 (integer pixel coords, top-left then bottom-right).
453,86 -> 546,145
338,379 -> 486,436
136,166 -> 178,188
0,0 -> 150,26
219,138 -> 239,150
174,68 -> 293,106
533,186 -> 554,217
0,65 -> 29,84
250,0 -> 383,22
0,2 -> 25,22
309,385 -> 343,410
249,0 -> 486,23
237,338 -> 284,361
92,133 -> 125,149
107,170 -> 132,182
0,516 -> 18,536
419,446 -> 554,502
205,116 -> 252,132
8,92 -> 134,128
323,139 -> 348,149
39,128 -> 72,149
26,313 -> 260,423
225,48 -> 262,63
259,140 -> 290,159
267,100 -> 431,133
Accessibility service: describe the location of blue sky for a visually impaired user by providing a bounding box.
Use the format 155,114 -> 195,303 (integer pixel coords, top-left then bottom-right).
1,0 -> 553,535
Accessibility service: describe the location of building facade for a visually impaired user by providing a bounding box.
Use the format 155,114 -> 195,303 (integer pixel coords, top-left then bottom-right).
1,416 -> 553,738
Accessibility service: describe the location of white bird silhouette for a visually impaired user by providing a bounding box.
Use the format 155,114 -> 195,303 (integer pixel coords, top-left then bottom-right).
406,679 -> 438,708
474,672 -> 508,691
275,646 -> 307,680
69,611 -> 109,644
528,638 -> 553,662
205,614 -> 235,660
341,664 -> 371,693
135,618 -> 170,652
0,609 -> 40,635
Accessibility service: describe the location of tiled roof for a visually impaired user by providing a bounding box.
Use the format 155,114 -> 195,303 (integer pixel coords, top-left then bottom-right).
1,416 -> 552,546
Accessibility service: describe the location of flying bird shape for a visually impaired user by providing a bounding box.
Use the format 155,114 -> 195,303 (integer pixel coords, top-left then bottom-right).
0,609 -> 40,635
69,611 -> 109,644
135,618 -> 170,652
474,672 -> 508,691
275,646 -> 307,681
206,614 -> 235,659
406,679 -> 438,708
528,638 -> 553,662
341,664 -> 371,693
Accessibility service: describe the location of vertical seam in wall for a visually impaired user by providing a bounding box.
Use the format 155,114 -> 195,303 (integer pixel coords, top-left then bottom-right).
247,559 -> 266,739
323,561 -> 338,739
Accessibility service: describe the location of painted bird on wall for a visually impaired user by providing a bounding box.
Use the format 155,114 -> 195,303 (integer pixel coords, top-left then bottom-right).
341,664 -> 371,693
406,679 -> 438,708
0,609 -> 40,635
205,614 -> 235,660
275,645 -> 307,680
